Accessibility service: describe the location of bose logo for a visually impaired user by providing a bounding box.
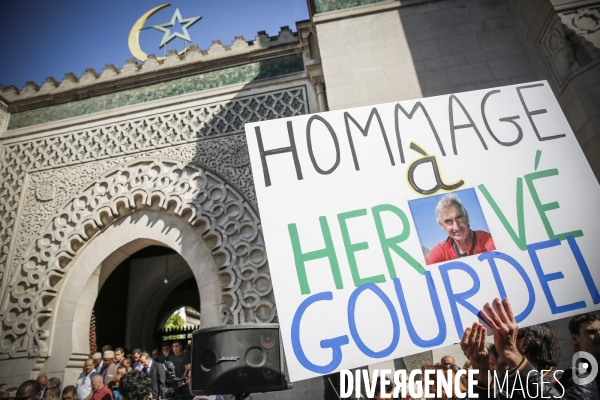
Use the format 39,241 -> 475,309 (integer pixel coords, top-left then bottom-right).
217,356 -> 240,362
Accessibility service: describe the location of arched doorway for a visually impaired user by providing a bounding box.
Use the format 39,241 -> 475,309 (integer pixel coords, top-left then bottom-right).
45,209 -> 223,384
92,246 -> 202,353
4,159 -> 275,384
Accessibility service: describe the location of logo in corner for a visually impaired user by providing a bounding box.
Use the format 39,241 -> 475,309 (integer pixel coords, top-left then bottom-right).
572,351 -> 598,385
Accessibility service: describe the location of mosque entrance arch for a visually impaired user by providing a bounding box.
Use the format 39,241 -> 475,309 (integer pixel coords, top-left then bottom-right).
2,158 -> 275,384
46,210 -> 222,384
92,246 -> 202,353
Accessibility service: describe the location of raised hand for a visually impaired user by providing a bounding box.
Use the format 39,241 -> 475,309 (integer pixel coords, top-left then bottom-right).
479,298 -> 522,368
460,322 -> 488,369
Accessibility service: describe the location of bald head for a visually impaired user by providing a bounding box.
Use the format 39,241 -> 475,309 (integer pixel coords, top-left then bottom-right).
91,376 -> 103,392
440,356 -> 456,366
37,375 -> 47,389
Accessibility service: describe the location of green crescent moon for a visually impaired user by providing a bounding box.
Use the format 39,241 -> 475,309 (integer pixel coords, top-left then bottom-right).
128,3 -> 192,62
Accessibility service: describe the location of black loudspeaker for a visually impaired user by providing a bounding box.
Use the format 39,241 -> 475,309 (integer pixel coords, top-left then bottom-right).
191,323 -> 292,395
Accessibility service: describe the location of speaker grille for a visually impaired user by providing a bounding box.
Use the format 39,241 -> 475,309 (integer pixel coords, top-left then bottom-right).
191,324 -> 289,395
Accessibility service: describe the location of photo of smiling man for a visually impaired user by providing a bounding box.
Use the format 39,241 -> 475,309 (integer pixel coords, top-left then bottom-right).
426,192 -> 496,264
408,188 -> 497,265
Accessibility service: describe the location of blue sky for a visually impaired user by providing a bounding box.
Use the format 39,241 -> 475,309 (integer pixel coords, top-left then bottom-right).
408,188 -> 492,251
0,0 -> 309,89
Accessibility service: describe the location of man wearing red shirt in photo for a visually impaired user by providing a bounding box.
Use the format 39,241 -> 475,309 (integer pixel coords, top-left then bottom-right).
425,193 -> 495,264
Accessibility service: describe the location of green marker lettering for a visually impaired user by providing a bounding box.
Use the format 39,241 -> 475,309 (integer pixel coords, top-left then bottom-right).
524,169 -> 583,241
478,180 -> 527,250
372,204 -> 425,277
338,209 -> 385,287
288,217 -> 343,295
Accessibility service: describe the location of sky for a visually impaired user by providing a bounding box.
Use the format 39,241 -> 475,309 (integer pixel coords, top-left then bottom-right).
0,0 -> 310,90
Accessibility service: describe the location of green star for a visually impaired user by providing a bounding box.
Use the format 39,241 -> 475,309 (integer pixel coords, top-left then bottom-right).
152,8 -> 202,48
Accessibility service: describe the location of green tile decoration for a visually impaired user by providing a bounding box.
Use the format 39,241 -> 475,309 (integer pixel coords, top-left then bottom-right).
8,53 -> 304,130
313,0 -> 390,13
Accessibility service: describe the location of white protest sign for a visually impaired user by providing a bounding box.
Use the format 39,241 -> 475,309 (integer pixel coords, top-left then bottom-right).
244,81 -> 600,382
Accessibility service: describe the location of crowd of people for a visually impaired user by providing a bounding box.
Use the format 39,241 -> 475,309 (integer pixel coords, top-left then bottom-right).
1,303 -> 599,400
0,341 -> 193,400
369,300 -> 600,399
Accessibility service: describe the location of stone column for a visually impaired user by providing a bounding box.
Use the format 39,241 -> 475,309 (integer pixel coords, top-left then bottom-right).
313,76 -> 328,112
0,100 -> 8,133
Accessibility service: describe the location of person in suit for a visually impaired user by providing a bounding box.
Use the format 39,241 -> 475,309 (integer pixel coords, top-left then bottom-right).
139,352 -> 165,400
92,353 -> 104,374
36,376 -> 47,399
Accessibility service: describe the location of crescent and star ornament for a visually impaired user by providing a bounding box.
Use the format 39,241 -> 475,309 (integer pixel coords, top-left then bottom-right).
152,8 -> 202,48
127,3 -> 201,62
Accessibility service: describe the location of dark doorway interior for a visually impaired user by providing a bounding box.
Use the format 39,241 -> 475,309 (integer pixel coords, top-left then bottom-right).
94,245 -> 177,349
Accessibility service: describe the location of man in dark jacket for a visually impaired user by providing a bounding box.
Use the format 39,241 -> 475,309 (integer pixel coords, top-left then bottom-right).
140,352 -> 165,399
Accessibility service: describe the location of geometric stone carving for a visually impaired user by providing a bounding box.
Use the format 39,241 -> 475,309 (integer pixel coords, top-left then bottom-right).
0,87 -> 307,296
539,15 -> 573,87
541,5 -> 600,90
560,6 -> 600,49
34,181 -> 55,202
11,140 -> 261,376
0,85 -> 308,364
0,158 -> 274,359
312,75 -> 325,85
541,26 -> 566,57
13,135 -> 258,289
563,7 -> 600,34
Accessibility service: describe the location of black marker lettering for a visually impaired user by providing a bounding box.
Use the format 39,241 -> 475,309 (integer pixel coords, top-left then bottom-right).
395,102 -> 446,164
481,89 -> 523,146
407,144 -> 464,195
306,115 -> 341,175
344,108 -> 395,170
255,122 -> 303,187
516,83 -> 565,141
449,94 -> 488,155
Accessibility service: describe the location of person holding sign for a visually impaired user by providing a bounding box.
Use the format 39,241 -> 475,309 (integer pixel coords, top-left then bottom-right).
426,193 -> 496,264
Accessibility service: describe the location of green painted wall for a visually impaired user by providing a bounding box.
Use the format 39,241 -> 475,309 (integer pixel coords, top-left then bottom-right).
8,53 -> 304,130
312,0 -> 390,14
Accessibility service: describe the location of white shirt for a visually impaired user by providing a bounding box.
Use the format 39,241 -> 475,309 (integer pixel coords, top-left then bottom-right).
76,370 -> 97,399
